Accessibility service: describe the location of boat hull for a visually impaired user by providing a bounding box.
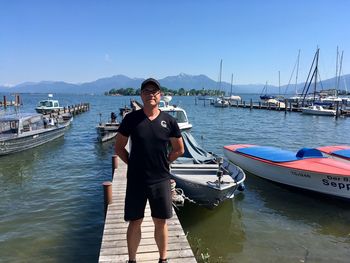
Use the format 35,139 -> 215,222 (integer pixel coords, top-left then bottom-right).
170,161 -> 246,208
224,145 -> 350,199
96,123 -> 120,142
0,126 -> 67,155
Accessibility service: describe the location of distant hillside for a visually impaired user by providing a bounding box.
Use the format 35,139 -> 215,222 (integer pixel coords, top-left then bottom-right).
1,73 -> 349,94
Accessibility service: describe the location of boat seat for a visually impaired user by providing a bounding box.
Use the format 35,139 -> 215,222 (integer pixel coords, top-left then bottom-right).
296,148 -> 323,158
332,149 -> 350,159
236,146 -> 324,163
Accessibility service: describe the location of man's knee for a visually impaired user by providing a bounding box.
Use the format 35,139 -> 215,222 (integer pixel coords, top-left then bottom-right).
129,218 -> 143,228
153,217 -> 167,227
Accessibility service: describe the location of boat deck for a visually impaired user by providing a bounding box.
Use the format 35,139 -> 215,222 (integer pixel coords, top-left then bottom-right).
98,158 -> 196,263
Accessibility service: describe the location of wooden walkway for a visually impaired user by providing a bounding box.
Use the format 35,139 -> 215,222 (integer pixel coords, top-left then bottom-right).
98,158 -> 196,263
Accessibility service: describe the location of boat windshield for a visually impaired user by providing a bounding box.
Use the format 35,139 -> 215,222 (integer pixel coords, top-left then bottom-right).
166,111 -> 187,123
38,100 -> 53,107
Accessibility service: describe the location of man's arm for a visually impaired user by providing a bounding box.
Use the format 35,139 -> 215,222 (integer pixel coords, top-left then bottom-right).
168,137 -> 184,163
115,133 -> 129,164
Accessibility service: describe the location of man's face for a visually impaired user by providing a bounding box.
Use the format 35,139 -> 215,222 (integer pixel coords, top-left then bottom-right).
141,84 -> 161,106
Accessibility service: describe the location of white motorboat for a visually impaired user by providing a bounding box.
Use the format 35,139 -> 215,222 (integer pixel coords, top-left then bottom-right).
35,94 -> 63,114
0,113 -> 72,155
213,97 -> 229,108
96,112 -> 120,142
224,144 -> 350,199
159,96 -> 192,131
301,105 -> 336,116
170,131 -> 246,208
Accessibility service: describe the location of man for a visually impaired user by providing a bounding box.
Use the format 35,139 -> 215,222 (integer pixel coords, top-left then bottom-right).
115,78 -> 184,263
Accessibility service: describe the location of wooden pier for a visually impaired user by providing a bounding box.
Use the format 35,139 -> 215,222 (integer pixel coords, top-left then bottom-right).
98,157 -> 196,263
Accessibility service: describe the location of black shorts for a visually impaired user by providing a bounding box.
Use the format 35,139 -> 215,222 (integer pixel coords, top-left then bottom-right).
124,179 -> 173,221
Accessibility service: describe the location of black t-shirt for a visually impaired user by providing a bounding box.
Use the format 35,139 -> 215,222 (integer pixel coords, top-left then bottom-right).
118,109 -> 182,184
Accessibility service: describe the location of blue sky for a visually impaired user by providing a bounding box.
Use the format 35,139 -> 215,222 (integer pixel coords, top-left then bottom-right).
1,0 -> 349,86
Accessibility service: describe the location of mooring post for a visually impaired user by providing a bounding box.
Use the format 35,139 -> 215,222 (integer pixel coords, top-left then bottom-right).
250,98 -> 253,110
3,96 -> 6,109
336,101 -> 340,118
284,99 -> 288,114
103,181 -> 113,216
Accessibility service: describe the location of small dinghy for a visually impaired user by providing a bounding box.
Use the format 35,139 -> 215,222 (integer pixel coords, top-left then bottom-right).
170,132 -> 246,208
223,144 -> 350,199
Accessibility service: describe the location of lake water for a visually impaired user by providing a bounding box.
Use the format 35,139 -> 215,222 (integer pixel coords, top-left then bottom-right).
0,94 -> 349,263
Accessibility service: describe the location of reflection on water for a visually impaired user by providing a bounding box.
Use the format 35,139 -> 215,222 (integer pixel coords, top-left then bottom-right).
245,173 -> 350,239
177,198 -> 245,262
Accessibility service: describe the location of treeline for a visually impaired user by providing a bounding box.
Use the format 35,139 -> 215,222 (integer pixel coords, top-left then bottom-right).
105,87 -> 225,96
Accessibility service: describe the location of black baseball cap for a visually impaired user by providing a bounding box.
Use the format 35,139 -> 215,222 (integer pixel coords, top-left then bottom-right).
141,78 -> 161,91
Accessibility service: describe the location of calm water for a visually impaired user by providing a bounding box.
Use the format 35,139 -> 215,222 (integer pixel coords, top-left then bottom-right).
0,94 -> 349,263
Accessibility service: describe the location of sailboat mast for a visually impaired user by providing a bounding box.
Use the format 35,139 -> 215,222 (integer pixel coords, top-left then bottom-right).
337,51 -> 344,94
295,49 -> 300,95
230,73 -> 233,96
335,46 -> 339,89
278,71 -> 281,95
314,48 -> 320,101
219,59 -> 222,95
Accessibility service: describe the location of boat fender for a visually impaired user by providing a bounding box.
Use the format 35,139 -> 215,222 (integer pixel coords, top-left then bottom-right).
238,183 -> 245,192
296,148 -> 323,159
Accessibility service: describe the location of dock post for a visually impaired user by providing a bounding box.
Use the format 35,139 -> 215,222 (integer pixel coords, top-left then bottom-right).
243,101 -> 246,108
250,99 -> 253,110
284,99 -> 288,114
3,96 -> 6,109
103,181 -> 113,216
112,155 -> 118,178
236,100 -> 239,107
336,101 -> 340,118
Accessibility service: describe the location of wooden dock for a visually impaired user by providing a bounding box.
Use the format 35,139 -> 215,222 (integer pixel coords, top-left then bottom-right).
98,158 -> 196,263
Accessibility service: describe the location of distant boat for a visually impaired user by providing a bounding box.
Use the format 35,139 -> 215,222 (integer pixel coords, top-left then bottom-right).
301,105 -> 336,116
0,113 -> 72,156
96,112 -> 120,142
224,144 -> 350,199
213,97 -> 229,108
223,74 -> 241,103
35,94 -> 63,114
260,82 -> 275,101
159,96 -> 192,131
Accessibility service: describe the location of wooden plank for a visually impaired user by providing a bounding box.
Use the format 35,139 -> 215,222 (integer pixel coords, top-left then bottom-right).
99,158 -> 196,263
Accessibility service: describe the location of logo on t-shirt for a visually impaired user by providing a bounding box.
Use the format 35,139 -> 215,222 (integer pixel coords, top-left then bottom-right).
160,120 -> 168,129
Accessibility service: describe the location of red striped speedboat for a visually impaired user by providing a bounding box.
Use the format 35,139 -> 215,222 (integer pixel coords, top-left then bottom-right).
223,144 -> 350,199
317,145 -> 350,162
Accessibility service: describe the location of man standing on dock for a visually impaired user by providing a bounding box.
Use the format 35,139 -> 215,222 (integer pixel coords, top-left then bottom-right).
115,78 -> 184,263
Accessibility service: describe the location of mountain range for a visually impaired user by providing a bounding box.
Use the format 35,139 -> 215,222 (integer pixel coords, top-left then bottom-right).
1,73 -> 349,95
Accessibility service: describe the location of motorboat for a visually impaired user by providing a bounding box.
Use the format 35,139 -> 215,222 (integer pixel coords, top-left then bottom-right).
223,144 -> 350,199
35,94 -> 63,114
159,96 -> 192,131
170,131 -> 246,208
96,112 -> 120,142
0,113 -> 72,155
317,145 -> 350,162
301,105 -> 336,116
213,97 -> 229,108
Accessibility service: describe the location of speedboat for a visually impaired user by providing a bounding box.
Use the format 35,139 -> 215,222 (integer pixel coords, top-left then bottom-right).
301,105 -> 336,116
170,132 -> 246,208
96,112 -> 120,142
317,145 -> 350,162
159,96 -> 192,131
223,144 -> 350,199
0,113 -> 72,155
35,94 -> 63,114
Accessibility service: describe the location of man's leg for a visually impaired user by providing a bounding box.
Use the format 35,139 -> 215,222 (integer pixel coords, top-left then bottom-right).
153,217 -> 168,260
127,218 -> 143,261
